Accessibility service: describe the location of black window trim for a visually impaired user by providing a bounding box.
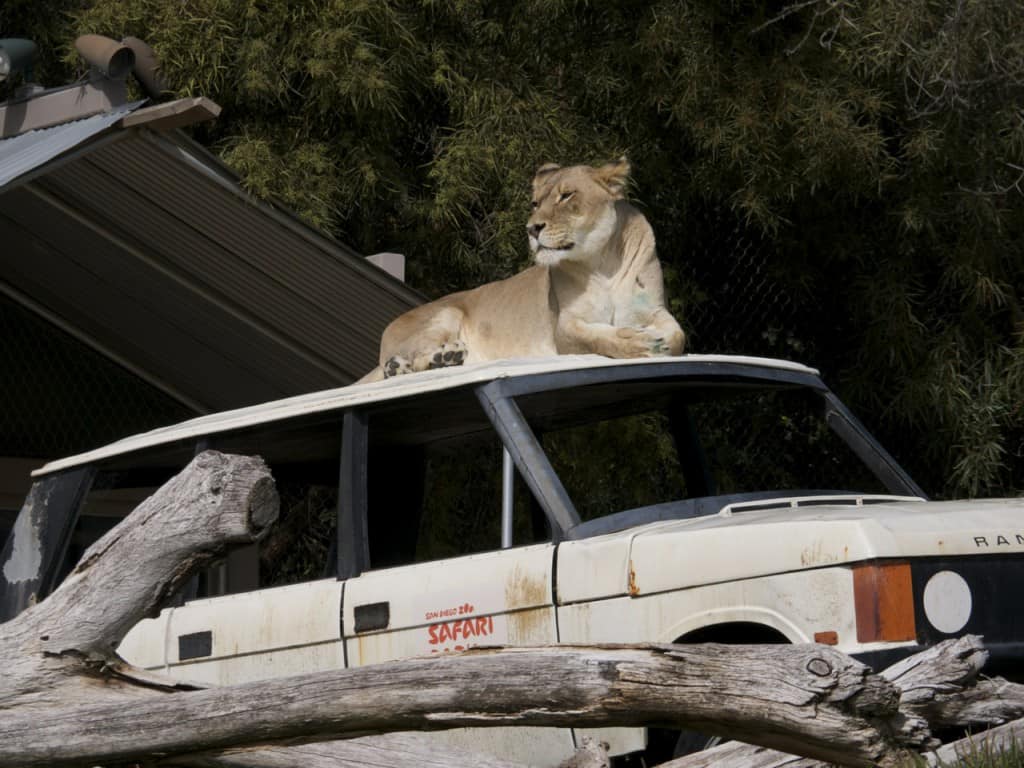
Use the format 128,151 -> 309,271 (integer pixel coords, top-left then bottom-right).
475,382 -> 578,541
471,361 -> 926,541
337,409 -> 369,580
0,466 -> 95,621
822,391 -> 926,499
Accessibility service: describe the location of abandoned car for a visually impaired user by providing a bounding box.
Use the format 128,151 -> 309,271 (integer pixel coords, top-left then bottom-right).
2,353 -> 1022,763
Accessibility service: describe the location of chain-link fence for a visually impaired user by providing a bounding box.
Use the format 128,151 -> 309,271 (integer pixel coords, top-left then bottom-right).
0,294 -> 196,459
673,205 -> 801,360
0,203 -> 800,459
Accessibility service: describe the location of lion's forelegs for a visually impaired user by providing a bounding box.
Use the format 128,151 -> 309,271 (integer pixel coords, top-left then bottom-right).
557,315 -> 671,358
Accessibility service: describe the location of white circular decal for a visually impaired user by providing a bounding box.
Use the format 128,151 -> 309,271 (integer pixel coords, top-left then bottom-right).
922,570 -> 972,634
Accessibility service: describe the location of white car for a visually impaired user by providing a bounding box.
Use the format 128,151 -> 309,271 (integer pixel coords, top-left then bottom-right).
2,354 -> 1022,765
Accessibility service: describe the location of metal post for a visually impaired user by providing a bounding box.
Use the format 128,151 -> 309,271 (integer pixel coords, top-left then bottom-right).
502,448 -> 514,549
475,381 -> 579,541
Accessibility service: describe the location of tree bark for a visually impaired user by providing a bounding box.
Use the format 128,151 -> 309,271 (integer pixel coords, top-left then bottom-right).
169,733 -> 529,768
2,451 -> 1017,768
0,640 -> 928,768
557,736 -> 611,768
660,636 -> 1024,768
0,452 -> 534,768
1,450 -> 280,712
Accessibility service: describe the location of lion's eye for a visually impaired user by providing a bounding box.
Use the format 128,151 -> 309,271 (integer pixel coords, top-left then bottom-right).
558,191 -> 574,203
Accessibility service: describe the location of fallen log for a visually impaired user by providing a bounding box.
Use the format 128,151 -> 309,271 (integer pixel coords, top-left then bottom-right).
655,741 -> 815,768
1,450 -> 280,711
665,718 -> 1024,768
661,635 -> 1024,768
937,679 -> 1024,729
558,736 -> 611,768
4,450 -> 1013,768
169,733 -> 529,768
879,635 -> 1024,729
0,640 -> 930,768
1,452 -> 527,768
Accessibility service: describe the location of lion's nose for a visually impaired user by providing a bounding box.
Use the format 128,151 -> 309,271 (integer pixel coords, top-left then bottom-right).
527,222 -> 545,238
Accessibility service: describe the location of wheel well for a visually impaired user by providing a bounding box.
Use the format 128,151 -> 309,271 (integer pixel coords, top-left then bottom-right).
675,622 -> 790,645
630,623 -> 791,766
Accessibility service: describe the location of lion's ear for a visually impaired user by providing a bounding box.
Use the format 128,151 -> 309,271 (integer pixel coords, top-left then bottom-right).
535,162 -> 561,177
594,157 -> 631,198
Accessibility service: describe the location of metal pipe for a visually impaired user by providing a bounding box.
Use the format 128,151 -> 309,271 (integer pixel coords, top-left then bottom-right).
476,383 -> 578,540
502,448 -> 514,548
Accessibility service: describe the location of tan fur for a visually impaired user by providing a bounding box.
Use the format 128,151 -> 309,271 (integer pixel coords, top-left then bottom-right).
361,159 -> 685,382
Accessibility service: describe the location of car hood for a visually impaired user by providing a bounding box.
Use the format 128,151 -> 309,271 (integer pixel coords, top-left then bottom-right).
557,496 -> 1024,602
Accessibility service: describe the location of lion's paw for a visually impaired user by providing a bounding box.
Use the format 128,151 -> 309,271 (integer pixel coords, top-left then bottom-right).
384,355 -> 413,378
615,326 -> 669,358
646,334 -> 671,356
426,340 -> 468,369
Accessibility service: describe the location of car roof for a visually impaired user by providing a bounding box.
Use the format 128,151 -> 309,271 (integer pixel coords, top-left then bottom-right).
34,354 -> 820,477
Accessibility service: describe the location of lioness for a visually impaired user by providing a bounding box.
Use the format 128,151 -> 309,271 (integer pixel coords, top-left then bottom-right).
361,158 -> 684,382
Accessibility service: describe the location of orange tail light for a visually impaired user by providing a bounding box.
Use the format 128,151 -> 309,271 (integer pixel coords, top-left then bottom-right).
852,562 -> 917,643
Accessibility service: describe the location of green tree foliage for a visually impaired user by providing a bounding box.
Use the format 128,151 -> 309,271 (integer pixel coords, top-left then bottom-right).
4,0 -> 1022,498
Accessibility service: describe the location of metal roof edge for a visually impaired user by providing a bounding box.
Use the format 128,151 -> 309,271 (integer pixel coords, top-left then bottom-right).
32,354 -> 820,477
0,101 -> 145,193
1,100 -> 424,309
148,131 -> 427,308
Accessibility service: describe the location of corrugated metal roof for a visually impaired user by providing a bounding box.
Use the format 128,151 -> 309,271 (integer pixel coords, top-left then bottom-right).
0,109 -> 424,415
33,354 -> 820,475
0,102 -> 142,190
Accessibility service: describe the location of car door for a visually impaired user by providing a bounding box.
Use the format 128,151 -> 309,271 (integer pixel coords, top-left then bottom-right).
341,543 -> 572,762
342,542 -> 556,663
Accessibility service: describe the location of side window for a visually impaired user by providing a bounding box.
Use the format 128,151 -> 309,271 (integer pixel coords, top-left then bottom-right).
62,468 -> 179,586
260,481 -> 337,587
541,411 -> 688,522
366,432 -> 547,569
688,389 -> 888,495
63,418 -> 345,600
216,419 -> 342,592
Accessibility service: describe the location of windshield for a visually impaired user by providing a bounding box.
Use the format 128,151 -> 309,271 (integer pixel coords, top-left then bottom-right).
517,381 -> 892,526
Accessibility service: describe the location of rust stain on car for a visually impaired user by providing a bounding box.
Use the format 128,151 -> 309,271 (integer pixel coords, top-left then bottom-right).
505,564 -> 549,609
628,560 -> 640,596
800,540 -> 840,567
505,565 -> 552,643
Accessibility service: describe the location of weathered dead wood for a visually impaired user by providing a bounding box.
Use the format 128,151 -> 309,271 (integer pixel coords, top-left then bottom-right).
6,450 -> 1013,768
665,720 -> 1024,768
557,736 -> 611,768
173,732 -> 620,768
0,451 -> 279,711
655,740 -> 815,768
672,712 -> 1024,768
173,734 -> 617,768
931,677 -> 1024,729
0,640 -> 927,768
0,452 -> 531,768
167,733 -> 530,768
883,635 -> 1024,731
660,636 -> 1024,768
